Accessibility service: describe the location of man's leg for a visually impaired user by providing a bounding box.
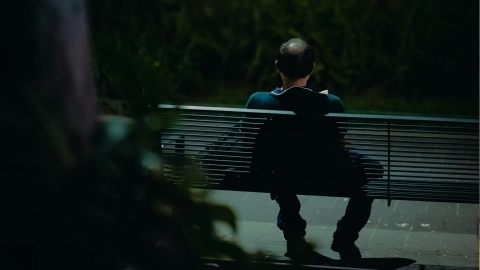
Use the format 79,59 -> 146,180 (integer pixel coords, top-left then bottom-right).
275,192 -> 307,239
331,191 -> 373,260
331,152 -> 380,260
273,191 -> 313,258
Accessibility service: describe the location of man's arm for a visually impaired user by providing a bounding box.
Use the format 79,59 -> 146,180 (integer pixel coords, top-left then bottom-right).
326,94 -> 349,146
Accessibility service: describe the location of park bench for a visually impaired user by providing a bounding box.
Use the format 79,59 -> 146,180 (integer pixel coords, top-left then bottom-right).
156,104 -> 479,205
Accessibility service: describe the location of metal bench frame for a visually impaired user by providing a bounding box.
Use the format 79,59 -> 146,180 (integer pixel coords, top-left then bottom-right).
157,104 -> 479,205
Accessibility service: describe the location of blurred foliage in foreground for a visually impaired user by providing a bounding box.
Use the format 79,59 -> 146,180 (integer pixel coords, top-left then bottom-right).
2,0 -> 255,268
2,102 -> 252,269
90,0 -> 478,116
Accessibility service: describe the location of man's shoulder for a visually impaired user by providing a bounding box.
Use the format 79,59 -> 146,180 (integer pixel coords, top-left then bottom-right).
246,91 -> 279,109
248,91 -> 272,100
324,94 -> 346,113
325,93 -> 341,102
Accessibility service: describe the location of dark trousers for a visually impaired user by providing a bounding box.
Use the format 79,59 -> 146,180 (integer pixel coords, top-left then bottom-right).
273,151 -> 382,242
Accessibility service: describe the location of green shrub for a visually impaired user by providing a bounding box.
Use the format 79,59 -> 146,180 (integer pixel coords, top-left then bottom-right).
90,0 -> 478,116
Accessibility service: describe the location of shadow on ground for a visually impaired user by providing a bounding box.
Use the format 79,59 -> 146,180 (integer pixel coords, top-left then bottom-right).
278,252 -> 417,269
203,252 -> 419,269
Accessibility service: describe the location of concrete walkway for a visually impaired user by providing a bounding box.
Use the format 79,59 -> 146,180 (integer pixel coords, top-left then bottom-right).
206,190 -> 478,269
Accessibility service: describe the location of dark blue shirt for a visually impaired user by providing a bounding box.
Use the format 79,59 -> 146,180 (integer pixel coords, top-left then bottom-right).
246,86 -> 346,115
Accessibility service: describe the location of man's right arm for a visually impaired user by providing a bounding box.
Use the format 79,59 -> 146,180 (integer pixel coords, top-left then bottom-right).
325,94 -> 349,147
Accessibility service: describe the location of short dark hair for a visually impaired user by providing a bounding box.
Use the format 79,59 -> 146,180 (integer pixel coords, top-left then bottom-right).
275,38 -> 315,79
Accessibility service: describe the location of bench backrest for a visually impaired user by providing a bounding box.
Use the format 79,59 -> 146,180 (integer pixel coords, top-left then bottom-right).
157,104 -> 479,204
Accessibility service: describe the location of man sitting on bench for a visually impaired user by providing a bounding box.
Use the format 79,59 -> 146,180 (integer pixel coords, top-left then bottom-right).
246,38 -> 378,261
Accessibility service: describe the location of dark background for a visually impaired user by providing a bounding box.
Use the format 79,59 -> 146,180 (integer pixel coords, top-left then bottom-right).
90,0 -> 479,116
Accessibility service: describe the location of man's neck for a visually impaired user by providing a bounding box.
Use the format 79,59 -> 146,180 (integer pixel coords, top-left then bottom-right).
282,77 -> 309,89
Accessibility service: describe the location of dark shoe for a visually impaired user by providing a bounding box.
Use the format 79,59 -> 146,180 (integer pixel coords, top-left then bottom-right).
284,236 -> 314,261
331,239 -> 361,261
286,238 -> 335,265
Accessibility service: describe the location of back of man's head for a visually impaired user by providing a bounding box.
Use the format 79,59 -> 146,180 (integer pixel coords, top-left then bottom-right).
276,38 -> 315,79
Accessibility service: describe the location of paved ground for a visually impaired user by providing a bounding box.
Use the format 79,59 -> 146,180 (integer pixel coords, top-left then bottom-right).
206,190 -> 478,269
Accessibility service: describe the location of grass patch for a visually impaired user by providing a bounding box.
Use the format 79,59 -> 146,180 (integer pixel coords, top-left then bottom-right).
194,86 -> 478,119
343,90 -> 478,118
